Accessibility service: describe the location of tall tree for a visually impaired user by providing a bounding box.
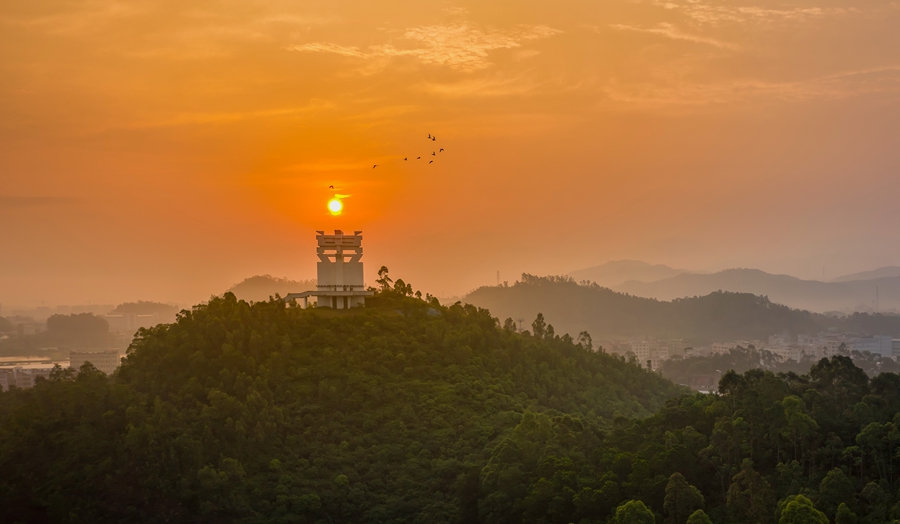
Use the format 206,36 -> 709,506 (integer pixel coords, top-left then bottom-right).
727,460 -> 772,524
664,472 -> 705,524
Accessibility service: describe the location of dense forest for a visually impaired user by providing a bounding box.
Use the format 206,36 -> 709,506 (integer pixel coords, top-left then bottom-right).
466,275 -> 900,344
0,276 -> 680,523
6,277 -> 900,522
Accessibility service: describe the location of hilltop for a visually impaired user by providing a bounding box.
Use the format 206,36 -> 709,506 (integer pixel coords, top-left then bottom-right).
568,260 -> 687,288
0,281 -> 681,522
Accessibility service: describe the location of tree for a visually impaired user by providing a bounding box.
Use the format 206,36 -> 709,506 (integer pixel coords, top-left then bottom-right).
664,472 -> 705,524
817,468 -> 856,518
686,509 -> 713,524
835,503 -> 857,524
727,460 -> 772,524
375,266 -> 393,290
532,313 -> 546,339
859,482 -> 887,524
612,500 -> 656,524
578,331 -> 592,351
780,396 -> 818,461
777,495 -> 827,524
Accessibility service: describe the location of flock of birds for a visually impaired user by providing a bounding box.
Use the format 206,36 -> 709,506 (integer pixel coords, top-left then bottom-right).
328,133 -> 447,192
373,134 -> 445,170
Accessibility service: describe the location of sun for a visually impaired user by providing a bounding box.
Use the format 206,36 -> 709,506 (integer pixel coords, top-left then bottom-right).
328,198 -> 343,215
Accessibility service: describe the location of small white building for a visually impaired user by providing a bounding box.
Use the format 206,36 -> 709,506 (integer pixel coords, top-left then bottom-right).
286,230 -> 374,309
70,350 -> 123,375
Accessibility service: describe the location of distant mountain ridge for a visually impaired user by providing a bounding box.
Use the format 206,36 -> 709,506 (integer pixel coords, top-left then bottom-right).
831,266 -> 900,283
568,260 -> 687,287
465,275 -> 900,344
614,268 -> 900,312
466,275 -> 819,344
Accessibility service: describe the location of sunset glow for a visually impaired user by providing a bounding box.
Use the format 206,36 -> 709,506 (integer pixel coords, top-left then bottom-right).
2,0 -> 900,306
328,198 -> 343,216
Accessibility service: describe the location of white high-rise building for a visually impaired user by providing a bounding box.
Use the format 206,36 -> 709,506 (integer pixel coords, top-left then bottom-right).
286,230 -> 374,309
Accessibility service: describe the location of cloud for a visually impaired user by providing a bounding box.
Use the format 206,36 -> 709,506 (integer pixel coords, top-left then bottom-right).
654,1 -> 856,25
288,23 -> 560,72
288,42 -> 368,58
611,23 -> 738,49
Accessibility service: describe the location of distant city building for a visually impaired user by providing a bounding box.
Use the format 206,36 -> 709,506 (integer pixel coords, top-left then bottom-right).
849,335 -> 893,358
286,230 -> 374,309
623,339 -> 670,371
69,350 -> 122,375
0,365 -> 59,391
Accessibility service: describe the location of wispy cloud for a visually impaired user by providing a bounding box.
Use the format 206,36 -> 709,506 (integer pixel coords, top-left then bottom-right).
288,23 -> 560,72
290,42 -> 367,58
611,23 -> 738,49
653,1 -> 857,25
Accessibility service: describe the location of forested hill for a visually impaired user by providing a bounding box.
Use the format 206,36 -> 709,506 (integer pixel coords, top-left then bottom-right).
0,285 -> 681,523
465,275 -> 821,344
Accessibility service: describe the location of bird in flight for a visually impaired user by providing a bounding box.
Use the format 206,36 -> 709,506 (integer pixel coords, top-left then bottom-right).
372,164 -> 377,169
439,148 -> 444,153
432,151 -> 436,156
416,156 -> 421,160
427,134 -> 432,139
431,136 -> 436,141
404,157 -> 408,161
328,185 -> 334,189
429,160 -> 434,164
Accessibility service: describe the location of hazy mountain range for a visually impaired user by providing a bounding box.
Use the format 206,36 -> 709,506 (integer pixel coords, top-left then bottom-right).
831,266 -> 900,283
568,261 -> 900,312
465,275 -> 900,345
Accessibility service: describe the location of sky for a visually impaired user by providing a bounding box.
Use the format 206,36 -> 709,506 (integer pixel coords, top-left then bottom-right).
2,0 -> 900,308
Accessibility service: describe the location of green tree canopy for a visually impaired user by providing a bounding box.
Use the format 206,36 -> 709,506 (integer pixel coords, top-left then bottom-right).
613,500 -> 656,524
665,472 -> 705,524
686,509 -> 714,524
777,495 -> 827,524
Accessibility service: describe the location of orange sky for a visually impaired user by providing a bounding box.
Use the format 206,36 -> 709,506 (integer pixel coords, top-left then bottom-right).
2,0 -> 900,307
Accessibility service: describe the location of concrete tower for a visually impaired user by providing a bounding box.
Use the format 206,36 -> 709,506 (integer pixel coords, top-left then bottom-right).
286,230 -> 374,309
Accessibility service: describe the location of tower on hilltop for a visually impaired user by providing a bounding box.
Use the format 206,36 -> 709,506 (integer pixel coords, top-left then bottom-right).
286,230 -> 374,309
